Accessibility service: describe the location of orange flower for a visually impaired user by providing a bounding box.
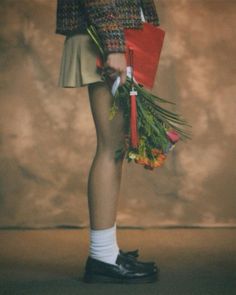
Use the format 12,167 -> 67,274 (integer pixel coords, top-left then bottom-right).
135,157 -> 146,165
158,154 -> 166,160
153,161 -> 162,168
151,148 -> 161,156
144,158 -> 150,165
134,151 -> 167,170
159,157 -> 165,163
135,156 -> 152,166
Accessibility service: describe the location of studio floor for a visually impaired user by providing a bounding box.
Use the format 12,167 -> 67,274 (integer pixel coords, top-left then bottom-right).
0,228 -> 235,295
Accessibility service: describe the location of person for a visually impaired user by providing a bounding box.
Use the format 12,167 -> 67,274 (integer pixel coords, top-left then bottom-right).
55,0 -> 161,284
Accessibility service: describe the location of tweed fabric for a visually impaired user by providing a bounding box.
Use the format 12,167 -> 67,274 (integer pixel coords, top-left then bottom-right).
56,0 -> 160,54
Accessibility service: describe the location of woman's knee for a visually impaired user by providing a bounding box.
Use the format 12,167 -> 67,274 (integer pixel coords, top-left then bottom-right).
97,130 -> 126,156
88,81 -> 126,153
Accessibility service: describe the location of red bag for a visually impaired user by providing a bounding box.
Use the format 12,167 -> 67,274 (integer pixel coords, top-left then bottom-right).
96,22 -> 165,89
124,22 -> 165,89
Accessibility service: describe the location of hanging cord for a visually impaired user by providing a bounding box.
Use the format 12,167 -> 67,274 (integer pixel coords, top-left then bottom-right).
128,47 -> 139,148
128,47 -> 135,88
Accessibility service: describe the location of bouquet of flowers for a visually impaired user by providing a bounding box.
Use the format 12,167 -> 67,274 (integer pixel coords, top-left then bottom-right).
87,25 -> 192,170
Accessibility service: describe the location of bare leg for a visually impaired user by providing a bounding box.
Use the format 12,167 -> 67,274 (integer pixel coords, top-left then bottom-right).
87,81 -> 126,230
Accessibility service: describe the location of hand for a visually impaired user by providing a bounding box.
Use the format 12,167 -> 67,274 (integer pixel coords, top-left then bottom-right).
104,53 -> 127,85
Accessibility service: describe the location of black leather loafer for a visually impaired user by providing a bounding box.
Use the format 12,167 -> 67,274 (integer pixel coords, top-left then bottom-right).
83,253 -> 158,284
119,248 -> 157,269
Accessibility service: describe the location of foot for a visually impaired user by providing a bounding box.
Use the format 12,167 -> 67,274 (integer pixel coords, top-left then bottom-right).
83,253 -> 158,284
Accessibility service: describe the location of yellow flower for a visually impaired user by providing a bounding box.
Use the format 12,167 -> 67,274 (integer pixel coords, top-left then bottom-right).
128,152 -> 137,160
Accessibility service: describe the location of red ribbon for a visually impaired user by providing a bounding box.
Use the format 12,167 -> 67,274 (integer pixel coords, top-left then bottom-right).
128,47 -> 139,148
130,90 -> 139,148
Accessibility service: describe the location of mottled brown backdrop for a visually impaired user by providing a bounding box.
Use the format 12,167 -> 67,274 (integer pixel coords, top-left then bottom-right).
0,0 -> 235,228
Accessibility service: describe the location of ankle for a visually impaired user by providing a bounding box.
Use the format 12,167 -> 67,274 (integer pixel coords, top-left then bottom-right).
89,222 -> 119,265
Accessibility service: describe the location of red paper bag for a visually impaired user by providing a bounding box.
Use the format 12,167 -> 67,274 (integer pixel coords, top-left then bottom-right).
96,22 -> 165,89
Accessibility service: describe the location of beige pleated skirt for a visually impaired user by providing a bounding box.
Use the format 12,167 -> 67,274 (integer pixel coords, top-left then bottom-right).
58,33 -> 103,88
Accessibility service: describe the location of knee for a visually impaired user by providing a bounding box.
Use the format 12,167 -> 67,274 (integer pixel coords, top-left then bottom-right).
97,135 -> 126,162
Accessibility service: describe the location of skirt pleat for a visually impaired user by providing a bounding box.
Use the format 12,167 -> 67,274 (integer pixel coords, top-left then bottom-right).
58,34 -> 103,88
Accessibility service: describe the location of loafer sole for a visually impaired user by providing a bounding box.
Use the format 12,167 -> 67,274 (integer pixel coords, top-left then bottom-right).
83,272 -> 158,284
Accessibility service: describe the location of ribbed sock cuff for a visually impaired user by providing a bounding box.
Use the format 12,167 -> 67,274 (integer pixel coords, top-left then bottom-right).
89,222 -> 119,265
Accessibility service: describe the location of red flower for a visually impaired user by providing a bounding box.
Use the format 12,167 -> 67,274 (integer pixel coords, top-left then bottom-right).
166,130 -> 180,143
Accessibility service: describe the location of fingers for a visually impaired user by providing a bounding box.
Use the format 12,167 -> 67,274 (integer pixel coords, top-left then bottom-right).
101,67 -> 119,80
119,70 -> 127,85
109,71 -> 120,80
101,66 -> 127,85
104,53 -> 127,84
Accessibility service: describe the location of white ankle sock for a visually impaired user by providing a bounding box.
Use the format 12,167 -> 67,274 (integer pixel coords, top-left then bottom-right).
89,222 -> 120,265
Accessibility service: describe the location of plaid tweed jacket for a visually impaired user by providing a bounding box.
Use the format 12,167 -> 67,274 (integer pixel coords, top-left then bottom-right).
56,0 -> 160,54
